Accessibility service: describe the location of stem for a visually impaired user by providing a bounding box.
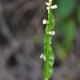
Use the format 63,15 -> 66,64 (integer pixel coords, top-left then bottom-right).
43,0 -> 57,80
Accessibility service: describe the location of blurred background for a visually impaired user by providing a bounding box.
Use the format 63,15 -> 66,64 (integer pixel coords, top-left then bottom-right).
0,0 -> 80,80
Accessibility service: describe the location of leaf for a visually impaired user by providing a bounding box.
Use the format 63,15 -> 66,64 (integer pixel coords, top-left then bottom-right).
62,20 -> 76,52
56,43 -> 67,60
56,0 -> 76,18
77,6 -> 80,24
45,13 -> 54,32
57,19 -> 76,52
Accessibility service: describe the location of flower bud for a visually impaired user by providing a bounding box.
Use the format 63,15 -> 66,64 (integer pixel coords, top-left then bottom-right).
40,54 -> 46,61
43,19 -> 48,24
47,31 -> 55,36
45,2 -> 49,6
51,5 -> 57,9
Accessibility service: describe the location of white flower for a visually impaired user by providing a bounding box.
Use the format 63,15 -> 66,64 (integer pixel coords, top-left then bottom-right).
46,7 -> 49,10
40,54 -> 46,61
45,2 -> 49,6
43,19 -> 47,24
40,54 -> 44,58
51,5 -> 58,9
47,31 -> 55,36
47,5 -> 57,10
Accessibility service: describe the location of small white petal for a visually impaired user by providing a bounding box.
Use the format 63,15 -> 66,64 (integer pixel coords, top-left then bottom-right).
46,7 -> 49,10
47,31 -> 55,36
40,54 -> 44,58
40,54 -> 46,61
43,19 -> 47,24
51,5 -> 58,9
43,19 -> 48,24
45,2 -> 49,6
51,31 -> 55,35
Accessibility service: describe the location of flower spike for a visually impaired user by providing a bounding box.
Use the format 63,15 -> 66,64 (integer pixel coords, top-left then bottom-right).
42,0 -> 57,80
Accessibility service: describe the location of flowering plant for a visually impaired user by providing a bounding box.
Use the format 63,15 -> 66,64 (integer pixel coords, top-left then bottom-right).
40,0 -> 57,80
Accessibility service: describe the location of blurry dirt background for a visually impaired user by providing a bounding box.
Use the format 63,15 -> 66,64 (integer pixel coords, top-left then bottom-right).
0,0 -> 80,80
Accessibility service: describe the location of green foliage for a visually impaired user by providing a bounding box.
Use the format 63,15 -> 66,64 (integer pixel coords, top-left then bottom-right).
57,19 -> 76,53
77,6 -> 80,24
56,43 -> 67,60
53,0 -> 78,60
56,0 -> 76,19
62,20 -> 76,52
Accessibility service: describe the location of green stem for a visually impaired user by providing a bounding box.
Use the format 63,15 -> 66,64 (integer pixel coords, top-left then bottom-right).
43,0 -> 56,80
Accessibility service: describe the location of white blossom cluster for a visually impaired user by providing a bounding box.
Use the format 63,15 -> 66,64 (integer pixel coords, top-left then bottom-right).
42,1 -> 57,36
40,0 -> 57,60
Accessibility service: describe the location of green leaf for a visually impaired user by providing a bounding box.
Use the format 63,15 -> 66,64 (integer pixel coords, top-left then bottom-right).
57,19 -> 76,52
45,13 -> 54,32
56,0 -> 76,18
62,20 -> 76,52
56,43 -> 67,60
77,6 -> 80,24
